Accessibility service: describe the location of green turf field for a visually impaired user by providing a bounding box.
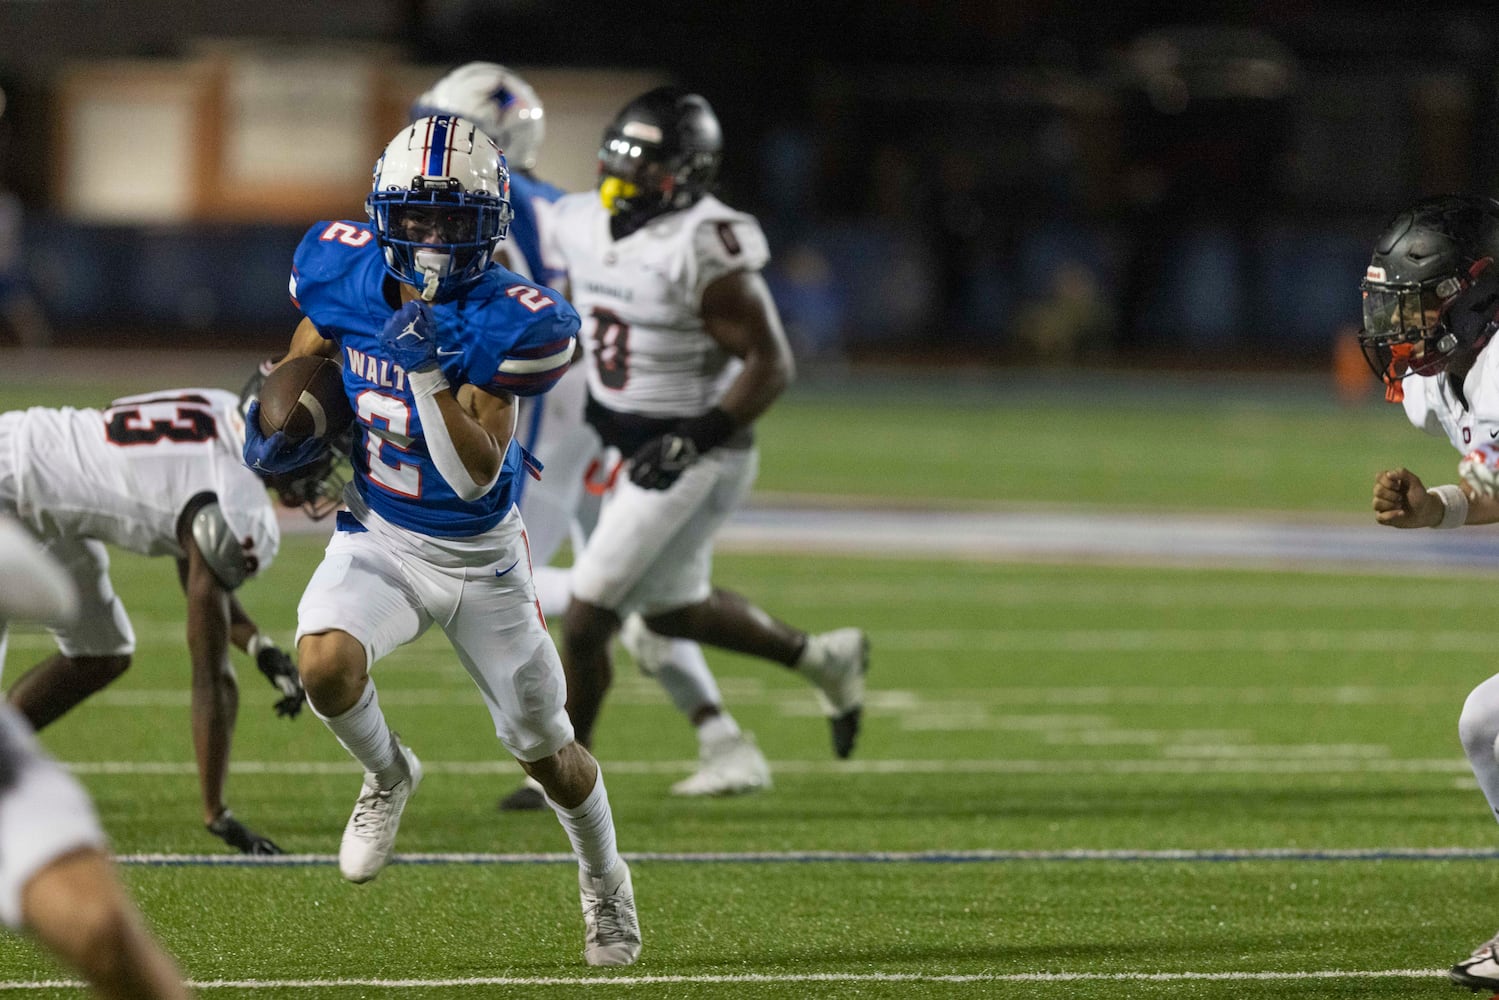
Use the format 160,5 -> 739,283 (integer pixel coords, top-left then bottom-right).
0,370 -> 1493,996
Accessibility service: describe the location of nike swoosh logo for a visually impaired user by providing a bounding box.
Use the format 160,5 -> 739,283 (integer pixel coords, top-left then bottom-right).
436,347 -> 463,357
1489,428 -> 1498,439
494,559 -> 520,578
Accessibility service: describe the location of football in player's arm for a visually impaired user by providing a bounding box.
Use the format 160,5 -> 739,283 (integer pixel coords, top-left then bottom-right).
242,115 -> 640,966
1355,194 -> 1499,992
0,388 -> 314,856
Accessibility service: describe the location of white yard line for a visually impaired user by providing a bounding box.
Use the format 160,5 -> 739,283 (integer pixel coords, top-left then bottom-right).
0,969 -> 1451,990
58,756 -> 1474,777
112,847 -> 1499,866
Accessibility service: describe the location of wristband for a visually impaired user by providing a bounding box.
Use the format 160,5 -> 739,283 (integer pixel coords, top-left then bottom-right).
1430,483 -> 1470,529
246,632 -> 276,658
676,407 -> 736,453
406,366 -> 450,399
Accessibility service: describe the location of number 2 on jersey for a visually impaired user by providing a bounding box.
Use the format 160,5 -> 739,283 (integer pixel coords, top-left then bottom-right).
355,390 -> 422,498
590,307 -> 630,389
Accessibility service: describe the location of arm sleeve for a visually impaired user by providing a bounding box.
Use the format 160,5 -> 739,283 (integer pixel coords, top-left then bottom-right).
480,302 -> 580,398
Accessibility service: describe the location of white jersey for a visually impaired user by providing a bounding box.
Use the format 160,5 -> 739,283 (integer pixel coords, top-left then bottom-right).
1401,343 -> 1499,452
545,193 -> 770,419
0,388 -> 278,573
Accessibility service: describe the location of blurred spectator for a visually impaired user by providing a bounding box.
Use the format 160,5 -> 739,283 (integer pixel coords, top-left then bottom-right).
1110,25 -> 1298,353
1012,261 -> 1113,364
0,86 -> 50,348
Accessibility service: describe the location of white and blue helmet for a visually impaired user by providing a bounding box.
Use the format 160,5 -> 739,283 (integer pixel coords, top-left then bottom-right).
411,62 -> 545,173
365,115 -> 513,301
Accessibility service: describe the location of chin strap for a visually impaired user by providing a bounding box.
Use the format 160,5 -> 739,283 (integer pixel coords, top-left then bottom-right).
420,268 -> 441,302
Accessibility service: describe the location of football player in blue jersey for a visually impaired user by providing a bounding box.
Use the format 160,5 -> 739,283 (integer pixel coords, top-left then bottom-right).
242,115 -> 640,966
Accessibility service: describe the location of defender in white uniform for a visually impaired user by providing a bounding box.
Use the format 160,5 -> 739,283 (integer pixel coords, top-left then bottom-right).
1355,194 -> 1499,992
0,520 -> 193,999
524,88 -> 869,803
0,386 -> 312,854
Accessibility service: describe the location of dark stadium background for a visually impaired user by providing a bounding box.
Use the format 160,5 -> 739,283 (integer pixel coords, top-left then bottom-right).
0,0 -> 1493,374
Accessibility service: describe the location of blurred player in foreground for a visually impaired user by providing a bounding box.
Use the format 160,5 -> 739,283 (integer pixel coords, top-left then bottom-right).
1356,193 -> 1499,991
244,115 -> 639,964
412,63 -> 771,805
0,387 -> 312,854
489,87 -> 868,809
0,515 -> 193,998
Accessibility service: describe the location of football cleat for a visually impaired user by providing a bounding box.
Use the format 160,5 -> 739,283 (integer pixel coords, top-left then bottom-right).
497,774 -> 547,812
206,809 -> 283,855
799,628 -> 869,759
671,730 -> 772,797
1451,928 -> 1499,992
579,860 -> 641,966
619,613 -> 672,676
339,736 -> 421,883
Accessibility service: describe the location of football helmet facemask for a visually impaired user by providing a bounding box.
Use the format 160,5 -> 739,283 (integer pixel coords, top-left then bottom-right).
1359,194 -> 1499,389
366,115 -> 513,301
411,62 -> 545,173
238,359 -> 348,521
598,87 -> 722,234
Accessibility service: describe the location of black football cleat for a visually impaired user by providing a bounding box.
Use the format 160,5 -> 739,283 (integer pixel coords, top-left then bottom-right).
207,810 -> 284,855
497,777 -> 547,812
1451,930 -> 1499,993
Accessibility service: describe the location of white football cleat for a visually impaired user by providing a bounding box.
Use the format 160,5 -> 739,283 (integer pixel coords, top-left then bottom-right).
1451,928 -> 1499,992
580,860 -> 641,966
339,737 -> 422,884
671,731 -> 772,797
619,613 -> 673,676
799,628 -> 869,759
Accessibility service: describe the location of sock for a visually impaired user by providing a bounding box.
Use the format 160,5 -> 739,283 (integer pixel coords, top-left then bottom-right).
533,565 -> 573,620
313,681 -> 400,787
548,769 -> 621,879
697,710 -> 741,746
793,631 -> 820,675
1461,672 -> 1499,825
653,640 -> 725,720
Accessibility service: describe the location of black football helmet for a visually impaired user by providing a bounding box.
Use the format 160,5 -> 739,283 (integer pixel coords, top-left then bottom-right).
598,87 -> 722,234
238,359 -> 348,520
1359,194 -> 1499,388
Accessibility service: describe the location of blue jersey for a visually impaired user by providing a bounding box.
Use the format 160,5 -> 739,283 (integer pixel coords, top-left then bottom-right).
508,171 -> 566,288
290,220 -> 578,538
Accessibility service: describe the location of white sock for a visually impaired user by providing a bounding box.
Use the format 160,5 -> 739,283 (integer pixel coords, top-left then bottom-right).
313,682 -> 399,786
533,565 -> 573,620
548,769 -> 621,879
653,640 -> 725,720
697,711 -> 741,746
1460,672 -> 1499,824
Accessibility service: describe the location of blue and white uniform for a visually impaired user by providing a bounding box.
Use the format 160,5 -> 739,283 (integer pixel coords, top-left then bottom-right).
289,220 -> 581,760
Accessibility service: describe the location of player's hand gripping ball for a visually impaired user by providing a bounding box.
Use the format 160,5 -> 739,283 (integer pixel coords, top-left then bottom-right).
1460,441 -> 1499,498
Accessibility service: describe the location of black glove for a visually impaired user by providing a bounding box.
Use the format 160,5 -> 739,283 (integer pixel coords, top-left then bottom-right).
254,640 -> 305,719
206,810 -> 284,855
628,432 -> 699,490
627,407 -> 736,491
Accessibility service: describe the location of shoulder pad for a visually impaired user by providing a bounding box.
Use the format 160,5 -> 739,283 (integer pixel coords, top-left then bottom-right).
190,499 -> 253,590
290,221 -> 379,314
